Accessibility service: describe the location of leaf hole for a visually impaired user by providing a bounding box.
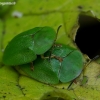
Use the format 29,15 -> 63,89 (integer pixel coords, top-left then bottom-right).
75,14 -> 100,59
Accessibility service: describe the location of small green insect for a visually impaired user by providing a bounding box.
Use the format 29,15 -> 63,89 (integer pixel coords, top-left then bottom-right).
19,43 -> 84,84
3,26 -> 57,66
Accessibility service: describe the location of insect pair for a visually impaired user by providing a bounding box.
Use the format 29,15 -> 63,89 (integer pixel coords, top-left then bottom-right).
2,26 -> 84,84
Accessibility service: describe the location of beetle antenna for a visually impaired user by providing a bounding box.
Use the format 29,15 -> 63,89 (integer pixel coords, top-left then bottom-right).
85,55 -> 100,68
82,55 -> 100,76
48,25 -> 62,61
55,25 -> 62,41
57,25 -> 62,34
53,25 -> 62,47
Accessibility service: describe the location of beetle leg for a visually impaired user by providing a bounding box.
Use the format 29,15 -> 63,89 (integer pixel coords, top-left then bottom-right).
30,62 -> 34,71
53,56 -> 63,62
49,54 -> 63,62
54,25 -> 62,42
41,54 -> 56,58
41,54 -> 63,62
41,54 -> 56,59
41,55 -> 50,59
48,54 -> 63,62
53,44 -> 62,48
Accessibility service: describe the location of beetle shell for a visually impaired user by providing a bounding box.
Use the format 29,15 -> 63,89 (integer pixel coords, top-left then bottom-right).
3,26 -> 56,65
19,57 -> 59,84
49,44 -> 84,83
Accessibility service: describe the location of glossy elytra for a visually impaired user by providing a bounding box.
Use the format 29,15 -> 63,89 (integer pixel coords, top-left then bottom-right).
3,26 -> 57,66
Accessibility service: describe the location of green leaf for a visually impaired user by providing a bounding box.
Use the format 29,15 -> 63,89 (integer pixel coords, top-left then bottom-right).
0,19 -> 3,66
0,0 -> 15,17
0,66 -> 24,100
69,61 -> 100,99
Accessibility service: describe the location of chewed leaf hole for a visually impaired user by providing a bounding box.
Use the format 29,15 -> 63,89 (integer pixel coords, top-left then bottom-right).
75,14 -> 100,59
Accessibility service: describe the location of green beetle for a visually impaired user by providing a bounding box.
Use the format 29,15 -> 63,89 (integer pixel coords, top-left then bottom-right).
19,44 -> 84,84
3,26 -> 57,66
